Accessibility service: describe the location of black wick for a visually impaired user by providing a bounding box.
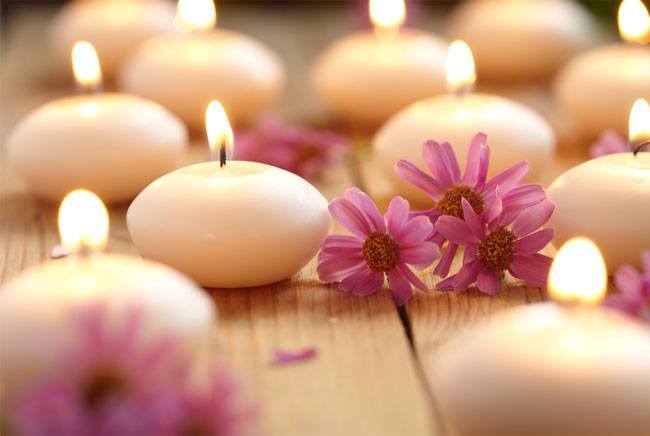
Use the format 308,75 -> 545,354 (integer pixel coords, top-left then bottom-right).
220,144 -> 227,168
632,140 -> 650,157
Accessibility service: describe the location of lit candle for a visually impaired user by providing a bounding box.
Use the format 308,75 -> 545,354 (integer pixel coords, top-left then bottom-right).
555,0 -> 650,138
374,40 -> 555,204
432,238 -> 650,435
49,0 -> 177,79
548,98 -> 650,271
127,101 -> 330,288
7,42 -> 187,204
448,0 -> 597,82
312,0 -> 448,125
119,0 -> 285,130
0,190 -> 215,395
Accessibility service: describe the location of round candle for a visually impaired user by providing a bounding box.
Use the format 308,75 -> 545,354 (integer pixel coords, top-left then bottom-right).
374,40 -> 555,204
312,0 -> 447,125
7,42 -> 187,204
555,0 -> 650,138
0,190 -> 215,395
432,238 -> 650,435
50,0 -> 177,78
448,0 -> 597,82
120,0 -> 284,130
128,101 -> 330,288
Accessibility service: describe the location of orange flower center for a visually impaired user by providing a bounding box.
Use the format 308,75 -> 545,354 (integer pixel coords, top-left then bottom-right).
437,185 -> 484,219
477,227 -> 516,271
363,232 -> 399,271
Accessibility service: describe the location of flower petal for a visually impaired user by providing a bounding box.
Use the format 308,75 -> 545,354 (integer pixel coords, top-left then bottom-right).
433,243 -> 458,278
462,132 -> 488,187
398,215 -> 434,245
509,253 -> 552,287
614,265 -> 644,297
386,196 -> 410,236
436,216 -> 480,245
423,140 -> 460,188
320,235 -> 363,249
642,251 -> 650,274
395,160 -> 445,200
328,198 -> 371,238
514,228 -> 554,254
317,255 -> 367,283
344,187 -> 385,233
339,268 -> 385,297
511,199 -> 555,237
400,242 -> 440,267
484,161 -> 529,193
476,269 -> 501,295
453,260 -> 482,292
501,184 -> 547,214
388,269 -> 413,306
436,275 -> 455,291
461,198 -> 485,238
399,263 -> 429,291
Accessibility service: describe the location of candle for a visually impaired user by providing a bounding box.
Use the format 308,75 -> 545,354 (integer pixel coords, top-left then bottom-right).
555,0 -> 650,138
312,0 -> 448,125
548,98 -> 650,271
0,190 -> 215,395
432,238 -> 650,435
127,101 -> 330,288
50,0 -> 177,79
448,0 -> 597,82
374,40 -> 555,204
7,42 -> 187,204
119,0 -> 285,130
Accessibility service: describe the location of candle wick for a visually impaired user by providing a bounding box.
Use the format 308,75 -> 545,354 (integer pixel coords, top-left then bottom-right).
632,140 -> 650,157
76,82 -> 102,95
220,145 -> 227,168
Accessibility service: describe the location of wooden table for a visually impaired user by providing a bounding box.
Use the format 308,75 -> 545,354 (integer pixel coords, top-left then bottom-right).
0,4 -> 589,435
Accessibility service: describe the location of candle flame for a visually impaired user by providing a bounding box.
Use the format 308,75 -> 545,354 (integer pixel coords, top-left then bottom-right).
206,100 -> 234,165
58,190 -> 109,254
71,41 -> 102,91
175,0 -> 217,33
629,98 -> 650,145
446,40 -> 476,94
548,237 -> 607,305
369,0 -> 405,39
618,0 -> 649,44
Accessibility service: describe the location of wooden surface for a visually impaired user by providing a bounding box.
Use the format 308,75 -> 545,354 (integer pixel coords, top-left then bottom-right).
0,4 -> 593,436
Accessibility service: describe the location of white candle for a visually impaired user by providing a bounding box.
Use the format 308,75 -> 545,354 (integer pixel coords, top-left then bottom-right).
448,0 -> 597,82
127,101 -> 330,288
432,238 -> 650,435
555,0 -> 650,138
312,0 -> 447,125
374,40 -> 555,205
119,0 -> 285,130
50,0 -> 177,79
548,99 -> 650,271
0,190 -> 215,395
7,42 -> 187,204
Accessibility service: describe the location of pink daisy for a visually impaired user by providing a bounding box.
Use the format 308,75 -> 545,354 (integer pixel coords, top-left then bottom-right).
235,116 -> 350,179
317,188 -> 440,306
605,251 -> 650,321
395,133 -> 547,278
589,130 -> 628,158
435,197 -> 555,295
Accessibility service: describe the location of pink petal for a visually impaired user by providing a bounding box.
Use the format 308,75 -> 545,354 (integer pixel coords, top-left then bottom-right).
387,269 -> 413,306
50,244 -> 70,259
614,265 -> 644,297
436,275 -> 455,291
395,160 -> 444,200
464,245 -> 477,263
501,184 -> 546,214
453,260 -> 482,292
589,130 -> 628,158
514,228 -> 555,254
386,196 -> 410,236
339,268 -> 385,297
400,242 -> 439,267
344,188 -> 386,233
476,269 -> 501,295
399,263 -> 429,291
436,216 -> 480,245
461,132 -> 489,187
423,140 -> 459,188
511,199 -> 555,237
328,198 -> 371,238
484,161 -> 530,193
317,255 -> 367,283
642,251 -> 650,273
398,215 -> 434,245
461,198 -> 485,238
509,253 -> 553,287
434,243 -> 458,278
485,187 -> 503,225
272,347 -> 317,365
321,235 -> 363,249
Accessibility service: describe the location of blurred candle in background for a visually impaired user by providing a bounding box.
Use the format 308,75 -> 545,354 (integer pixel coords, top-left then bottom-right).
120,0 -> 285,130
312,0 -> 448,126
555,0 -> 650,139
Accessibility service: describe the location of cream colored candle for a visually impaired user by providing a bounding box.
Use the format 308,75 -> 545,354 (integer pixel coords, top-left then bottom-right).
50,0 -> 177,78
120,0 -> 284,129
555,0 -> 650,138
7,42 -> 187,204
432,238 -> 650,435
374,41 -> 555,204
128,101 -> 330,288
548,99 -> 650,271
449,0 -> 597,82
312,0 -> 447,125
0,190 -> 215,395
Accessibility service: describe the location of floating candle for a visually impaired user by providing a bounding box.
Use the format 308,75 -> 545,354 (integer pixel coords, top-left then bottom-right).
120,0 -> 285,130
0,190 -> 215,395
555,0 -> 650,138
7,42 -> 187,204
312,0 -> 447,125
448,0 -> 597,82
374,40 -> 555,204
50,0 -> 177,79
548,98 -> 650,271
128,101 -> 330,288
432,238 -> 650,435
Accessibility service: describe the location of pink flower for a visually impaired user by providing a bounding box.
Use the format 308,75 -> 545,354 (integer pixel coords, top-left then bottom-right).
395,133 -> 547,278
317,188 -> 440,306
589,130 -> 628,158
435,198 -> 555,295
235,116 -> 350,179
605,251 -> 650,321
